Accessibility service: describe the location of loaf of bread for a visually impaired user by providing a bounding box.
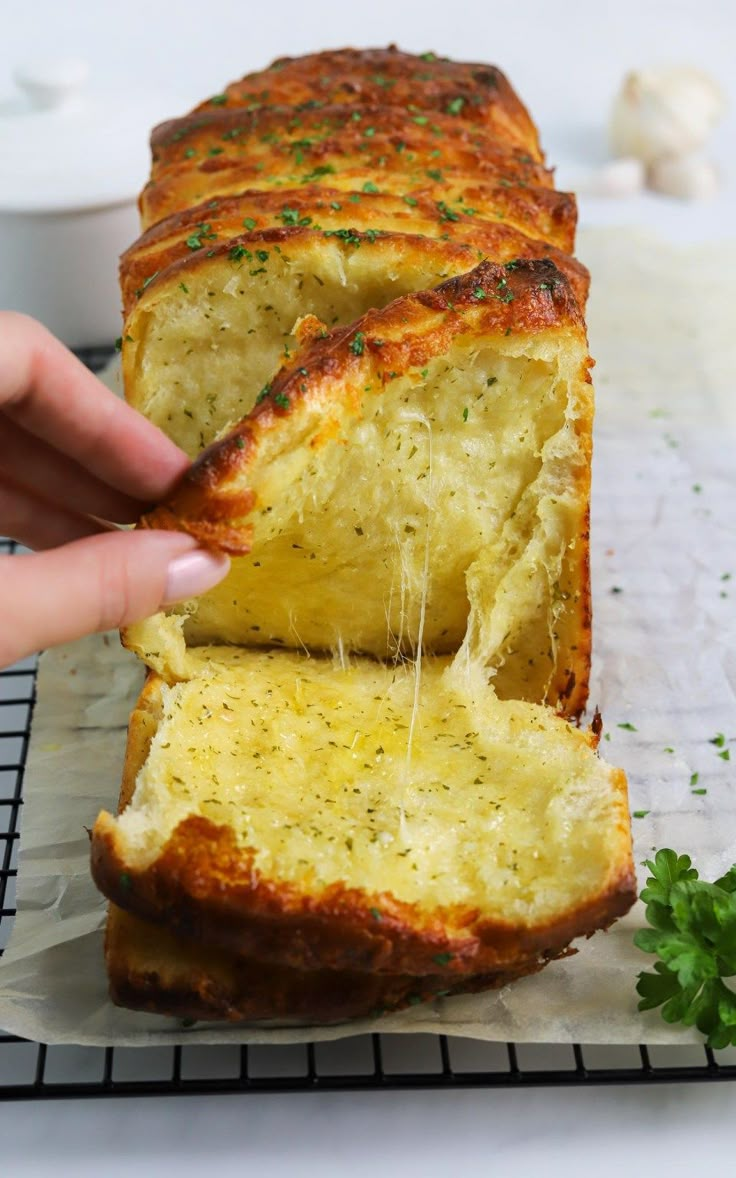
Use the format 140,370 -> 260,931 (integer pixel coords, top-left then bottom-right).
92,47 -> 636,1023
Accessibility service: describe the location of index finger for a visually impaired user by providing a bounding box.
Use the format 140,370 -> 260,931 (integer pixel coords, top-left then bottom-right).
0,312 -> 190,504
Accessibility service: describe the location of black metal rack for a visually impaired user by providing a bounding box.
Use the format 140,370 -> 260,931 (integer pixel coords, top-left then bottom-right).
1,350 -> 734,1101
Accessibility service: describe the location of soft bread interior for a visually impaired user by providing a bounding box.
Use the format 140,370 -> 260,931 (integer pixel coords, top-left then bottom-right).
108,654 -> 630,927
124,233 -> 479,457
129,324 -> 589,707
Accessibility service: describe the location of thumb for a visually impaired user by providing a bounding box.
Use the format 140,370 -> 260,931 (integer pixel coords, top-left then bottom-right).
0,530 -> 230,668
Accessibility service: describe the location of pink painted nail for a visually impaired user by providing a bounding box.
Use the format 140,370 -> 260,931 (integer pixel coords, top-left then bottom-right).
162,550 -> 230,605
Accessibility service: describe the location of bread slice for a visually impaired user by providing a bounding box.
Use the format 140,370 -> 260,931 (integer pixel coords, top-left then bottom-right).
102,694 -> 553,1023
120,213 -> 588,458
122,188 -> 583,306
92,654 -> 634,979
106,906 -> 548,1023
193,47 -> 543,159
129,260 -> 591,712
119,228 -> 482,459
142,103 -> 552,228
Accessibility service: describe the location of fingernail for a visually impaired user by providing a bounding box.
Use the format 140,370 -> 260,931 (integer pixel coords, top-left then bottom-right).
162,549 -> 230,605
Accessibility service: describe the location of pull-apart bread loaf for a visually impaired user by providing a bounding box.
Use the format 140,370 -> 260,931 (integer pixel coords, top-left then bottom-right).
92,48 -> 636,1022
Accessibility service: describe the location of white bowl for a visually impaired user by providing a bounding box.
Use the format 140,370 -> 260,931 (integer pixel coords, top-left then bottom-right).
0,57 -> 171,347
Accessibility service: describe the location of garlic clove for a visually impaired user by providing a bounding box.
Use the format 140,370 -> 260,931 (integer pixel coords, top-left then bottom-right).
647,154 -> 720,200
610,66 -> 726,164
581,156 -> 646,197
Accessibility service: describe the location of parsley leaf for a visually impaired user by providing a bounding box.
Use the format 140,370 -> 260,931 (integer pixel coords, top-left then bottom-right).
634,849 -> 736,1048
433,952 -> 453,967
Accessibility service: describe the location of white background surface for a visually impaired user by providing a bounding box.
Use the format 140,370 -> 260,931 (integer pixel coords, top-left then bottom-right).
1,0 -> 735,1173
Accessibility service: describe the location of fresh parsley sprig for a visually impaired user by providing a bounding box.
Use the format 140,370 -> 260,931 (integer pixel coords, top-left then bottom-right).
634,848 -> 736,1048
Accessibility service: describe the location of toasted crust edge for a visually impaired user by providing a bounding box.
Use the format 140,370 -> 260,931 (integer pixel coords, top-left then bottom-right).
105,906 -> 550,1024
93,675 -> 636,980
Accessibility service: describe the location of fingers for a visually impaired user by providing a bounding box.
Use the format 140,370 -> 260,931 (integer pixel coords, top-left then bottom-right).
0,416 -> 146,527
0,531 -> 230,669
0,312 -> 190,503
0,473 -> 109,550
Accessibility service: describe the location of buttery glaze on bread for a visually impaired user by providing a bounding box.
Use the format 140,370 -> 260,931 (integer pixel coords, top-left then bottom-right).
94,47 -> 635,1022
102,681 -> 599,1022
121,202 -> 587,458
93,657 -> 634,980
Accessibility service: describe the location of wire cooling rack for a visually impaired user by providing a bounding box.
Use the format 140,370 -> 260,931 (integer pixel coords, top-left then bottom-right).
1,348 -> 735,1101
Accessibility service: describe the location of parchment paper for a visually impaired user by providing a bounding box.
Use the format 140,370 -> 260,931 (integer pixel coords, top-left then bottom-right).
1,227 -> 735,1047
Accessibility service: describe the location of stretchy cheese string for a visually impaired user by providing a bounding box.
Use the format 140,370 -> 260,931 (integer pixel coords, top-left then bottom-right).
398,406 -> 433,841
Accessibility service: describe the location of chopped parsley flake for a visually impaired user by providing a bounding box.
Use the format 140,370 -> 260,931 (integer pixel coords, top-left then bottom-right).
433,952 -> 453,967
134,272 -> 159,298
350,332 -> 366,356
302,164 -> 336,181
436,199 -> 459,223
185,222 -> 217,250
280,207 -> 312,226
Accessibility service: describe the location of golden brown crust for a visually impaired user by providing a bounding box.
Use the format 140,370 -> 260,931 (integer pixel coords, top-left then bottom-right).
142,103 -> 552,228
126,182 -> 577,269
192,47 -> 542,160
140,258 -> 587,554
120,193 -> 588,320
94,806 -> 635,979
106,907 -> 549,1023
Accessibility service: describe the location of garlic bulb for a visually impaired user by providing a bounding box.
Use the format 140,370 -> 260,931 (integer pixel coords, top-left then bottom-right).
610,67 -> 726,164
648,154 -> 720,200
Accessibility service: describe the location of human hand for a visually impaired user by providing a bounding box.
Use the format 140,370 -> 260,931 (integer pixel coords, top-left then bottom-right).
0,313 -> 230,668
